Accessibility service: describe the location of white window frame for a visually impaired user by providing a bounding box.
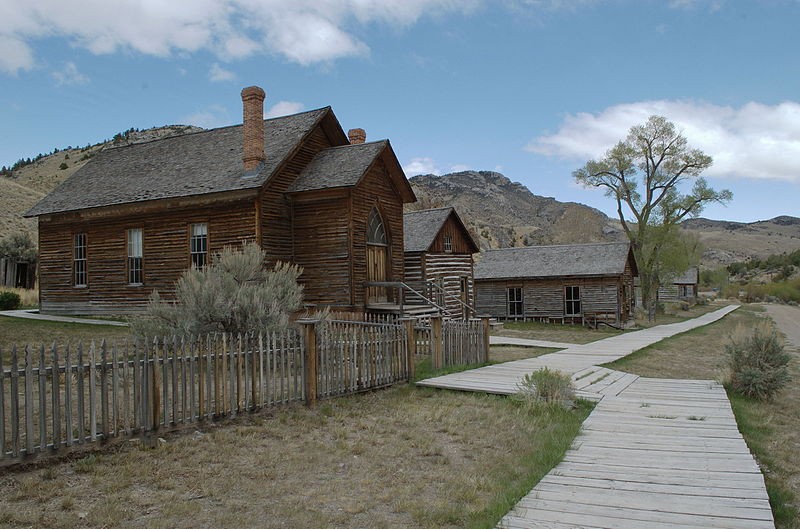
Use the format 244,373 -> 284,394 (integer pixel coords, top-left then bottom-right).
74,233 -> 87,287
565,285 -> 581,316
190,223 -> 208,269
127,228 -> 143,285
507,287 -> 523,319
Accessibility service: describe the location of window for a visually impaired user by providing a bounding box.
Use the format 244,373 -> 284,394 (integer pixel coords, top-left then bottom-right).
127,228 -> 143,285
443,235 -> 452,253
190,223 -> 208,269
565,286 -> 581,316
367,208 -> 387,245
74,233 -> 87,287
507,287 -> 523,318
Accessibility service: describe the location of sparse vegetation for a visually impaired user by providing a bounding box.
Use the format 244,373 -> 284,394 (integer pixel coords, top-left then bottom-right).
0,291 -> 21,310
131,243 -> 303,337
726,322 -> 791,400
514,368 -> 576,410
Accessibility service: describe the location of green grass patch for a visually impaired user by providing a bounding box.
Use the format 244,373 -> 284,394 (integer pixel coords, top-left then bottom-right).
728,390 -> 799,527
464,399 -> 594,529
412,357 -> 493,383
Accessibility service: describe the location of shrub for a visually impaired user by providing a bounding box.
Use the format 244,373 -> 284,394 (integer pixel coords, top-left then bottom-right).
515,367 -> 575,409
0,291 -> 21,310
59,162 -> 68,170
726,322 -> 791,400
132,243 -> 303,337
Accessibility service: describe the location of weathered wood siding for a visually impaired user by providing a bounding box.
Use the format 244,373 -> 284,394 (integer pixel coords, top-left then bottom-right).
424,253 -> 474,318
291,194 -> 352,307
428,215 -> 476,254
475,276 -> 625,322
38,199 -> 256,315
351,160 -> 405,310
403,252 -> 425,296
260,125 -> 336,265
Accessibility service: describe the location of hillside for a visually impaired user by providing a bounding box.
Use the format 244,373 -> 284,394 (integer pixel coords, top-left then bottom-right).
408,171 -> 624,249
0,125 -> 202,241
410,171 -> 800,266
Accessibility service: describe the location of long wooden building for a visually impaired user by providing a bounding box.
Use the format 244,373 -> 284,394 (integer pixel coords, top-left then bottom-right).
403,207 -> 479,318
25,86 -> 416,315
474,242 -> 638,324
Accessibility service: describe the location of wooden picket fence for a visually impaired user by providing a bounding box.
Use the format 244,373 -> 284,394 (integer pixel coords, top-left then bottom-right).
1,315 -> 489,464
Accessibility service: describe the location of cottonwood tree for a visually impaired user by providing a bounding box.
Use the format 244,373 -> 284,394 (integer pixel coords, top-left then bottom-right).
132,243 -> 303,337
574,115 -> 732,319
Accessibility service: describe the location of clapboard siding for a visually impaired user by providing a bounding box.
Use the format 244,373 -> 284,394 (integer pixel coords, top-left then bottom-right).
428,216 -> 476,254
292,195 -> 352,306
476,276 -> 630,322
38,198 -> 257,315
261,126 -> 335,265
351,159 -> 405,309
404,252 -> 425,295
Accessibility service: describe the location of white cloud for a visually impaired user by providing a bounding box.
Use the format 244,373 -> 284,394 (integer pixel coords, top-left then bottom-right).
180,105 -> 233,129
527,99 -> 800,184
51,61 -> 89,86
209,63 -> 235,82
449,163 -> 471,172
404,157 -> 441,176
0,0 -> 479,74
265,101 -> 304,118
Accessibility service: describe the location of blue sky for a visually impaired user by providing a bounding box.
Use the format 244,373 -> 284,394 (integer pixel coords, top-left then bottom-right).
1,0 -> 798,223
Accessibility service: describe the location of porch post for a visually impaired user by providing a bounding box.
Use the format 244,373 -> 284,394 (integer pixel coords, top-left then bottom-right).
400,317 -> 416,380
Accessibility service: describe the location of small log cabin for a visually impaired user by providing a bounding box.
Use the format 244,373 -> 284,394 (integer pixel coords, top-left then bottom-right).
474,242 -> 638,324
403,207 -> 479,318
658,266 -> 699,302
25,86 -> 416,315
0,257 -> 36,289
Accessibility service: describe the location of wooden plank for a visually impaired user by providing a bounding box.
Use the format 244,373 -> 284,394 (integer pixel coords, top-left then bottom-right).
88,342 -> 97,441
38,345 -> 47,451
77,343 -> 85,442
24,346 -> 34,455
0,347 -> 6,457
10,345 -> 19,456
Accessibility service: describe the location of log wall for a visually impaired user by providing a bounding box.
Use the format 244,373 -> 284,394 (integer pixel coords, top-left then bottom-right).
424,253 -> 474,318
37,199 -> 256,315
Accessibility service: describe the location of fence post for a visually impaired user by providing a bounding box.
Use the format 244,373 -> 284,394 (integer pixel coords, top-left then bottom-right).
431,315 -> 443,370
400,318 -> 416,380
481,316 -> 491,364
298,319 -> 318,406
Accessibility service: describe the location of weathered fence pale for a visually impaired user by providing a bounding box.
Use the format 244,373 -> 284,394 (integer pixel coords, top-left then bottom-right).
1,315 -> 489,463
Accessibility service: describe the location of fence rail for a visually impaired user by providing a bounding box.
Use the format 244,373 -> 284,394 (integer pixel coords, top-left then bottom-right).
2,314 -> 489,464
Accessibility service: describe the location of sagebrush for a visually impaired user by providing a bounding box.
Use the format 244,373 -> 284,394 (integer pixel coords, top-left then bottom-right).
726,322 -> 791,400
132,243 -> 303,337
515,367 -> 575,409
0,291 -> 21,310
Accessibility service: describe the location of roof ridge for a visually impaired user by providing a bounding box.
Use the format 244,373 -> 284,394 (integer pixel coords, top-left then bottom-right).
404,206 -> 453,215
483,241 -> 628,252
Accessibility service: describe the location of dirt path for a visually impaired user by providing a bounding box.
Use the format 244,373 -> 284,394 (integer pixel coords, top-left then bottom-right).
763,304 -> 800,351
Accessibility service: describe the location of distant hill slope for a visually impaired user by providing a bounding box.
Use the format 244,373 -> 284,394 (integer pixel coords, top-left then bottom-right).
0,125 -> 202,241
681,215 -> 800,266
410,171 -> 800,267
408,171 -> 625,249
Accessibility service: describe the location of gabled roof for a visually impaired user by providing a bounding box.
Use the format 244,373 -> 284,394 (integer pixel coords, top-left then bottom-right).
475,242 -> 636,280
286,140 -> 415,203
25,108 -> 334,217
672,266 -> 699,284
403,207 -> 479,253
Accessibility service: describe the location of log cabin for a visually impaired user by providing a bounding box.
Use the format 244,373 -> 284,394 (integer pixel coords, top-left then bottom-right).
474,242 -> 638,324
657,266 -> 699,302
403,207 -> 479,318
25,86 -> 416,315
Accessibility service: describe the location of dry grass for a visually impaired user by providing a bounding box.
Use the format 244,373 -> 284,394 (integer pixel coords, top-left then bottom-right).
605,304 -> 800,528
0,386 -> 590,529
494,321 -> 620,345
0,287 -> 39,309
489,345 -> 558,363
0,317 -> 131,361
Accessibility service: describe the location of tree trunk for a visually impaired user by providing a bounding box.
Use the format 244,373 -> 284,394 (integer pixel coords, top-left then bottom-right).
639,270 -> 658,322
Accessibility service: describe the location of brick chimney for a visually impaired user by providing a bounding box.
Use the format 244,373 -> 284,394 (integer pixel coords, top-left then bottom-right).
348,128 -> 366,145
241,86 -> 266,172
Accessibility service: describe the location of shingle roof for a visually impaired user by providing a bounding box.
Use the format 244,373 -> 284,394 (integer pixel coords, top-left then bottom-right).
474,242 -> 634,280
25,108 -> 330,217
403,207 -> 455,252
672,266 -> 699,284
287,140 -> 387,193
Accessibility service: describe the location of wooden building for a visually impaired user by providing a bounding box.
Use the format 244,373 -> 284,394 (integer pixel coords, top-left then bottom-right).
25,86 -> 415,315
403,207 -> 479,318
658,267 -> 699,302
0,257 -> 36,289
474,242 -> 638,324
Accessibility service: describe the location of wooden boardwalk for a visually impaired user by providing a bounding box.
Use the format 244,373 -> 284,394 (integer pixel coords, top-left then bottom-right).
418,306 -> 776,529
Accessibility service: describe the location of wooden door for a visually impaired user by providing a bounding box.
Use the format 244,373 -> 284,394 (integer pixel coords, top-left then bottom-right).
367,245 -> 388,303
